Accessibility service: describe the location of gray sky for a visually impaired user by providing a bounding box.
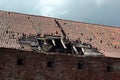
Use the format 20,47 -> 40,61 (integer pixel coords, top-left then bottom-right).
0,0 -> 120,27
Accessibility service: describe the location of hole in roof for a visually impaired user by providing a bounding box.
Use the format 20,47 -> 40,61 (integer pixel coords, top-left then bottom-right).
56,31 -> 58,34
51,33 -> 53,36
28,17 -> 30,20
100,40 -> 102,43
8,12 -> 10,15
6,31 -> 8,34
81,33 -> 83,36
17,33 -> 19,35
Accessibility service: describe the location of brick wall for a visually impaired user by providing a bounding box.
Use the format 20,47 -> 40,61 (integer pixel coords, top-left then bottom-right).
0,48 -> 120,80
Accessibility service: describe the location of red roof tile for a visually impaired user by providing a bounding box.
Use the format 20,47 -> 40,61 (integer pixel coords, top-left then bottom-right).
0,11 -> 120,58
56,19 -> 120,58
29,16 -> 62,37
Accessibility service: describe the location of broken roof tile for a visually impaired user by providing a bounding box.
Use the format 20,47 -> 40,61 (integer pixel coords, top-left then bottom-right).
0,11 -> 120,58
56,19 -> 120,58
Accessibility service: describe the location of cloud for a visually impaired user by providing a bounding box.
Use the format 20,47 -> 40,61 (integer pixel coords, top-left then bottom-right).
0,0 -> 120,27
35,0 -> 69,17
0,0 -> 38,14
95,0 -> 105,7
95,0 -> 109,7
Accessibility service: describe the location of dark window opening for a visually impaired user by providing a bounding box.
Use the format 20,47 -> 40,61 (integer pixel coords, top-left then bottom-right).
17,55 -> 25,65
28,17 -> 30,19
6,31 -> 8,34
17,58 -> 24,65
37,37 -> 85,55
47,60 -> 54,67
107,65 -> 113,72
38,39 -> 53,52
37,39 -> 42,45
54,39 -> 65,52
51,39 -> 73,54
76,47 -> 84,55
8,12 -> 10,15
77,61 -> 85,69
65,43 -> 72,54
48,39 -> 65,53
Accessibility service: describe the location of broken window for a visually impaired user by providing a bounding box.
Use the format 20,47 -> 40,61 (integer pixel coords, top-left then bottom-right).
72,41 -> 85,55
37,39 -> 54,52
38,39 -> 53,52
35,35 -> 102,56
37,36 -> 68,53
77,61 -> 85,69
76,47 -> 84,55
17,55 -> 25,65
65,42 -> 73,53
51,39 -> 66,53
37,36 -> 85,54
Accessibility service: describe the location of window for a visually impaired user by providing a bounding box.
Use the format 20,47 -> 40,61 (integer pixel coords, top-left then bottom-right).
113,63 -> 120,72
77,61 -> 85,69
47,60 -> 54,67
17,58 -> 24,65
107,63 -> 120,72
17,55 -> 25,65
76,47 -> 84,55
107,65 -> 113,72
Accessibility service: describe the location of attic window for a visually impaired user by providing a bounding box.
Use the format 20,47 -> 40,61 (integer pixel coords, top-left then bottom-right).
17,55 -> 25,65
47,60 -> 54,68
77,61 -> 85,69
53,39 -> 65,53
37,37 -> 67,53
38,39 -> 53,52
76,47 -> 84,55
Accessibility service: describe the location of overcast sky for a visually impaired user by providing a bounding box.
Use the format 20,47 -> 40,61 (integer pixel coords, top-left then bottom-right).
0,0 -> 120,27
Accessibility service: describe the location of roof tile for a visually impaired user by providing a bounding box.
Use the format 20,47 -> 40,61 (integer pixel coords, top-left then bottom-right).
0,11 -> 120,58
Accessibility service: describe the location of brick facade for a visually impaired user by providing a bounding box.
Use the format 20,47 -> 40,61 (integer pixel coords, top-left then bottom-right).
0,48 -> 120,80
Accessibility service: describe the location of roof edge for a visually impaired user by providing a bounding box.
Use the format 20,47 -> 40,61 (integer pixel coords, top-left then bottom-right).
0,10 -> 120,28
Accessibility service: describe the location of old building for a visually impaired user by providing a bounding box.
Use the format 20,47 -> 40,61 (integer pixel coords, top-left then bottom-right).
0,11 -> 120,80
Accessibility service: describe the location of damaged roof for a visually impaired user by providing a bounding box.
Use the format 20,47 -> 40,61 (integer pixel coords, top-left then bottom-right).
0,11 -> 120,58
